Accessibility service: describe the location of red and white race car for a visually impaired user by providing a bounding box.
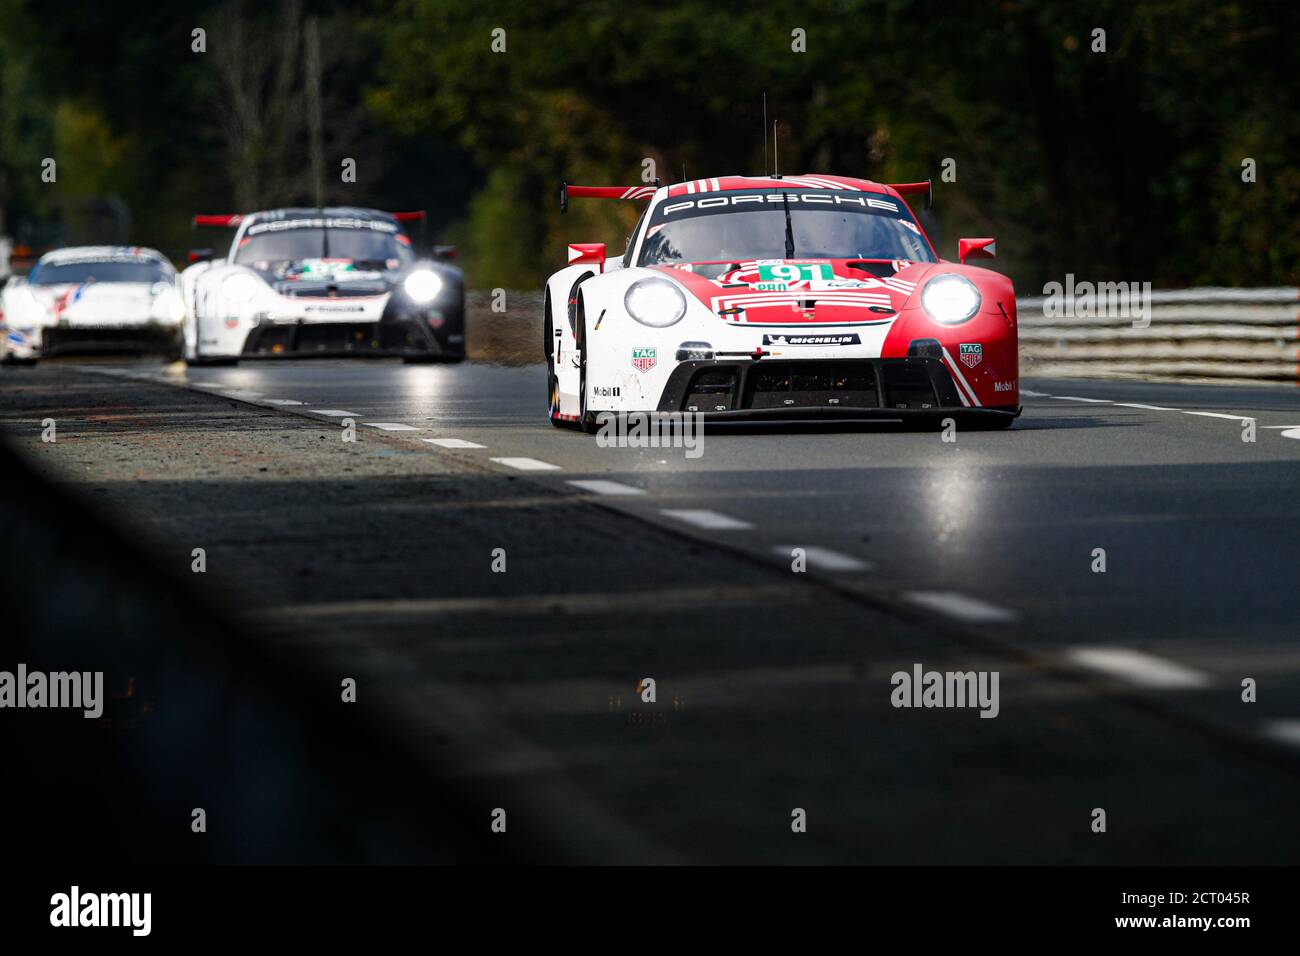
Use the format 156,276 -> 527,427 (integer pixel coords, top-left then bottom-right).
544,174 -> 1018,429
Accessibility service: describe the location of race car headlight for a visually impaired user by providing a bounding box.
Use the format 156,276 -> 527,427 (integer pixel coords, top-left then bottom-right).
404,270 -> 443,304
221,272 -> 260,303
624,277 -> 686,328
921,273 -> 981,325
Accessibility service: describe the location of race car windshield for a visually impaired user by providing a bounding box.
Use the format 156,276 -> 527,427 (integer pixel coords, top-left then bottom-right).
30,260 -> 172,285
638,189 -> 935,265
233,227 -> 414,269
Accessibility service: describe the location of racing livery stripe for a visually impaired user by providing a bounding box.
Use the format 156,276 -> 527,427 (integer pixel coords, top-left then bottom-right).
941,347 -> 980,407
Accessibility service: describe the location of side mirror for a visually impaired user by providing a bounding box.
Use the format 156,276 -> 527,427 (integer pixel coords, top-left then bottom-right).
187,248 -> 213,264
958,238 -> 996,265
432,245 -> 458,261
567,242 -> 606,272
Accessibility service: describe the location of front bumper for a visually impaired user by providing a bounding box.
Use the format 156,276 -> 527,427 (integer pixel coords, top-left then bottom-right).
11,324 -> 182,358
654,357 -> 1020,424
239,308 -> 464,359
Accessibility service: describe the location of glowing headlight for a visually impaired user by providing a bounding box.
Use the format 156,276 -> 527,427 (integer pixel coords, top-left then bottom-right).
624,277 -> 686,328
404,270 -> 443,304
221,272 -> 260,303
921,274 -> 981,325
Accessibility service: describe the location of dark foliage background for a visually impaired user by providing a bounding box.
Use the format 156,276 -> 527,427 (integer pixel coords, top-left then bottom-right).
1,0 -> 1295,291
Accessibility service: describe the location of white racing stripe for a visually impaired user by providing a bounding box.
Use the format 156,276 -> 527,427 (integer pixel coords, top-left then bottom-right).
939,348 -> 979,407
903,590 -> 1018,623
363,422 -> 420,432
660,509 -> 753,530
567,479 -> 645,496
1064,646 -> 1210,689
423,437 -> 486,449
490,457 -> 561,471
770,545 -> 872,571
312,409 -> 361,417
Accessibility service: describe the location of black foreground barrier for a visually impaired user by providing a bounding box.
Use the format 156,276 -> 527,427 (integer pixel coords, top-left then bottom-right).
0,432 -> 537,865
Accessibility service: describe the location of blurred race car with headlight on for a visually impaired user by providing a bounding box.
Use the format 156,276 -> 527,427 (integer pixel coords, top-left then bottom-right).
1,246 -> 184,364
545,175 -> 1018,429
180,206 -> 463,365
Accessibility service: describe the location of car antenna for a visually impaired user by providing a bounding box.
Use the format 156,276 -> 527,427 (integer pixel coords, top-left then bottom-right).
762,92 -> 768,176
773,120 -> 781,178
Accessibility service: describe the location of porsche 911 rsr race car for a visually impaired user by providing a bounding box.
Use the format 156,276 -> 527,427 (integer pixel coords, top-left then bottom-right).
180,207 -> 464,365
1,246 -> 184,363
545,175 -> 1018,429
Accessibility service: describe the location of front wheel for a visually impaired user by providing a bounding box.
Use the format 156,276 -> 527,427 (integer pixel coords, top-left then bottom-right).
185,356 -> 239,367
576,304 -> 600,434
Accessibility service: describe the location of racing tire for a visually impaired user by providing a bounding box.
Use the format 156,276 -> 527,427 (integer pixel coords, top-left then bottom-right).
1,356 -> 38,367
185,356 -> 240,368
575,300 -> 600,434
544,304 -> 569,429
546,365 -> 566,428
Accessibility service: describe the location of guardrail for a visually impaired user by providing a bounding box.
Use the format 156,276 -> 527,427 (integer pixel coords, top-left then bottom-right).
1017,287 -> 1300,384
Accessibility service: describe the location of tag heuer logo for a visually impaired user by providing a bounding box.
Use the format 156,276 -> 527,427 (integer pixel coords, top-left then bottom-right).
631,347 -> 657,372
959,343 -> 983,368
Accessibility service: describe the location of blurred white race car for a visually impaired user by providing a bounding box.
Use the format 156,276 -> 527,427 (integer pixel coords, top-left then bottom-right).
1,246 -> 184,364
179,207 -> 464,365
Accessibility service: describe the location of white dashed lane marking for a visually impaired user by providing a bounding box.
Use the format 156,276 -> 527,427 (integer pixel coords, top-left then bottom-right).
1261,720 -> 1300,748
1064,646 -> 1210,689
1184,411 -> 1252,421
311,409 -> 361,417
1114,402 -> 1179,411
660,509 -> 753,530
262,399 -> 307,406
424,438 -> 486,449
1051,396 -> 1112,404
490,457 -> 561,471
903,591 -> 1018,623
362,422 -> 420,432
567,479 -> 645,495
771,546 -> 872,571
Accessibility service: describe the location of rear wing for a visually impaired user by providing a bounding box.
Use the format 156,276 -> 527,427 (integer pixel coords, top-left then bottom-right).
191,210 -> 427,227
559,181 -> 659,214
887,181 -> 932,211
192,214 -> 244,228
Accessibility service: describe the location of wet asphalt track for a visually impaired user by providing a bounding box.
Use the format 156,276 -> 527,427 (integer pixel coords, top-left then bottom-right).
8,356 -> 1300,862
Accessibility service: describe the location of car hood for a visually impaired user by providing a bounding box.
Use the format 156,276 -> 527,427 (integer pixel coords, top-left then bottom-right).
29,281 -> 165,318
650,258 -> 938,325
